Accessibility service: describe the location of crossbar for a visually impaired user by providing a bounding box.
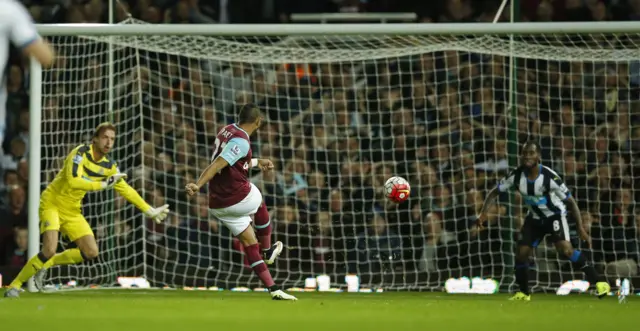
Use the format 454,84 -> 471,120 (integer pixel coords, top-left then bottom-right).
36,22 -> 640,36
290,12 -> 417,22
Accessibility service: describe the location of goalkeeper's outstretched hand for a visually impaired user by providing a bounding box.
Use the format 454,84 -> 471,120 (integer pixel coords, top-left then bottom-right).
145,204 -> 170,223
101,173 -> 127,189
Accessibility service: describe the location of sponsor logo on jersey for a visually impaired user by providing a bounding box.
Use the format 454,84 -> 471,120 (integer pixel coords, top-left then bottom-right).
524,195 -> 548,206
231,144 -> 241,156
73,155 -> 83,164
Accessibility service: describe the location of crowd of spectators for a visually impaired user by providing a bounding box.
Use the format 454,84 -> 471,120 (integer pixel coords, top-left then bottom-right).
1,0 -> 639,288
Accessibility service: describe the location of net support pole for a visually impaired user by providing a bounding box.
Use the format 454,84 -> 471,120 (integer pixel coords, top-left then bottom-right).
107,0 -> 118,284
504,0 -> 520,288
27,57 -> 43,293
108,1 -> 115,116
133,48 -> 147,279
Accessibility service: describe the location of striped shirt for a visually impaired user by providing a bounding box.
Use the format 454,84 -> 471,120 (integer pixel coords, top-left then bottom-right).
497,164 -> 571,220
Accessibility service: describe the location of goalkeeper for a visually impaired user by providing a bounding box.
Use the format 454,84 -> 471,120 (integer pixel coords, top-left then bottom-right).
4,123 -> 169,298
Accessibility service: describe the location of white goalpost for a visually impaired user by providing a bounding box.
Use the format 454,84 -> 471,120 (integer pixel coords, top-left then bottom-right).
29,21 -> 640,293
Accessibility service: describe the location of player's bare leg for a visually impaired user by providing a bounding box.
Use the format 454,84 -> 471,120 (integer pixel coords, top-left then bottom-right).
35,235 -> 98,292
4,231 -> 58,297
555,240 -> 610,298
253,201 -> 283,264
74,235 -> 100,260
510,245 -> 533,301
237,226 -> 296,301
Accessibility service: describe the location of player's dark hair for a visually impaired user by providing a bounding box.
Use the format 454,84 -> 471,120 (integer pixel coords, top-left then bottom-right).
522,140 -> 541,153
237,104 -> 262,125
94,122 -> 117,138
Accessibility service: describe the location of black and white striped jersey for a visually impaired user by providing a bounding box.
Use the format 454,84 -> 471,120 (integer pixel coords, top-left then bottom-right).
497,164 -> 572,220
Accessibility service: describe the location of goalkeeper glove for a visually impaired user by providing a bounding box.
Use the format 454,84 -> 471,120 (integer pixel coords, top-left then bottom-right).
145,204 -> 170,223
101,173 -> 127,189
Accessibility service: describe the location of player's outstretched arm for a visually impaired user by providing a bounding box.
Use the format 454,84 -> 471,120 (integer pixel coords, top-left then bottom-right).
186,157 -> 230,196
550,176 -> 590,247
22,39 -> 55,68
565,196 -> 590,246
477,169 -> 516,229
476,187 -> 500,230
9,0 -> 55,67
114,180 -> 169,223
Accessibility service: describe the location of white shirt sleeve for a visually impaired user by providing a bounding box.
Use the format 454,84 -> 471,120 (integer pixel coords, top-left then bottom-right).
497,171 -> 516,193
550,175 -> 571,201
8,1 -> 40,49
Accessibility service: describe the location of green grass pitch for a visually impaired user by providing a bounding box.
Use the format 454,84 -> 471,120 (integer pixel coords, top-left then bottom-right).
0,290 -> 635,331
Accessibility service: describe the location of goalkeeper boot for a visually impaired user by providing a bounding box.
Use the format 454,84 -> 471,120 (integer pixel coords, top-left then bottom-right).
3,287 -> 21,298
263,241 -> 283,265
34,268 -> 48,292
271,289 -> 298,301
596,282 -> 611,299
508,292 -> 531,301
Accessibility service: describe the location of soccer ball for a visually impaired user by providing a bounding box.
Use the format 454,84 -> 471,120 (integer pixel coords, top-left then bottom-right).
384,176 -> 411,203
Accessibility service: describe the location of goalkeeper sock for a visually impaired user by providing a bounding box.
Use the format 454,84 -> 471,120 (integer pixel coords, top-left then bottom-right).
568,250 -> 602,284
254,202 -> 272,251
43,249 -> 85,268
245,243 -> 275,288
514,263 -> 530,295
9,252 -> 50,289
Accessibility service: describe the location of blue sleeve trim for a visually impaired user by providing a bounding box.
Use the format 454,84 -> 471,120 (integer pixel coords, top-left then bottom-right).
219,138 -> 250,166
16,36 -> 38,50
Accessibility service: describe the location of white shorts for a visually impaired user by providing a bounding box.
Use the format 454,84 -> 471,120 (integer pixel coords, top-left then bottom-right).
209,183 -> 262,236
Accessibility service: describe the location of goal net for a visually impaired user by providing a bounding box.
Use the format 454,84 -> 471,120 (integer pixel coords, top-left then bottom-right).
39,19 -> 640,292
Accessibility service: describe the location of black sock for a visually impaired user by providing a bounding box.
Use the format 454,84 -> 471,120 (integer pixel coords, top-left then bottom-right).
569,250 -> 602,284
37,252 -> 50,264
514,263 -> 530,295
268,285 -> 280,292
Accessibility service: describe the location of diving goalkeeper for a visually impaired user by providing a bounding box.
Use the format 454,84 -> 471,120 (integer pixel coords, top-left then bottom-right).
4,122 -> 170,298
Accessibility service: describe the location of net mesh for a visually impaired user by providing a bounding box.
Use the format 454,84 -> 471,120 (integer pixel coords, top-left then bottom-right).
40,19 -> 640,291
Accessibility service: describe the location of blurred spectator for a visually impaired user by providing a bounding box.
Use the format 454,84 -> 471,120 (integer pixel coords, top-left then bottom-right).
0,186 -> 27,264
351,212 -> 401,273
595,188 -> 639,276
0,137 -> 27,171
0,185 -> 28,231
3,226 -> 28,267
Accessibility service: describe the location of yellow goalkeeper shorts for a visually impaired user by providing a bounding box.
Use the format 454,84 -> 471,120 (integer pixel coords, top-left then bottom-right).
39,199 -> 94,242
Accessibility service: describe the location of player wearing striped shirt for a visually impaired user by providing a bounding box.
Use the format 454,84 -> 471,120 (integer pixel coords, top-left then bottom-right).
0,0 -> 55,147
477,141 -> 610,300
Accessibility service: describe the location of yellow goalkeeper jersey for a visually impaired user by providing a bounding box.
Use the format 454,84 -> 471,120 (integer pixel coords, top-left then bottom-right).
41,144 -> 151,212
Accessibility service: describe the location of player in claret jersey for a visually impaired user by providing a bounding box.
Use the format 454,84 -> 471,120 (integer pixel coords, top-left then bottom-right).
186,104 -> 296,301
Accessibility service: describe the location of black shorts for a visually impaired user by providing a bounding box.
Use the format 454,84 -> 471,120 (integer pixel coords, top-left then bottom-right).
519,214 -> 571,247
